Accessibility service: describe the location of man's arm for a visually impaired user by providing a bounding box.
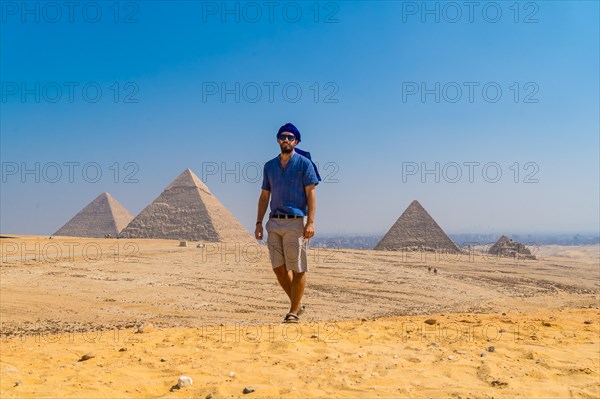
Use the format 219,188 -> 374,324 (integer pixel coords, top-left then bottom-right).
255,189 -> 270,240
304,183 -> 316,239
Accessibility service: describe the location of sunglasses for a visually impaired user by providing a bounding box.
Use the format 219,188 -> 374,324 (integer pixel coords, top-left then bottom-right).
277,134 -> 296,142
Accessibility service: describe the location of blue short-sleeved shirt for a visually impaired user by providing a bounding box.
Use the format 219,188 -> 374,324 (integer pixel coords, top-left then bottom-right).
261,151 -> 319,217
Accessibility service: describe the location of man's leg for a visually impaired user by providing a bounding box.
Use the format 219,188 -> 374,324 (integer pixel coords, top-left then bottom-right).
266,219 -> 291,299
281,219 -> 309,318
289,271 -> 306,314
273,264 -> 293,300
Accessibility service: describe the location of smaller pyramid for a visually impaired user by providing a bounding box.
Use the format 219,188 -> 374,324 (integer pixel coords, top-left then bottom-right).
374,200 -> 462,253
120,169 -> 253,242
54,193 -> 133,238
489,235 -> 536,260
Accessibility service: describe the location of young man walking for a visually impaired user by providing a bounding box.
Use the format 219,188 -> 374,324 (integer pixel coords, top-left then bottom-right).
255,122 -> 319,323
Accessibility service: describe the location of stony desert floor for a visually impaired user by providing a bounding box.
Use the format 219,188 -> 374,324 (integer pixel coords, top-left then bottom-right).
0,236 -> 599,398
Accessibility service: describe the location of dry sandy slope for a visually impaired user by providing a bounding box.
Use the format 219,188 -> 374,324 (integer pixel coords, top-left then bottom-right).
0,236 -> 598,334
1,236 -> 599,398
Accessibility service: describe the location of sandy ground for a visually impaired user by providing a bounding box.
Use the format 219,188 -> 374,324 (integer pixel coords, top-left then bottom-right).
1,236 -> 599,398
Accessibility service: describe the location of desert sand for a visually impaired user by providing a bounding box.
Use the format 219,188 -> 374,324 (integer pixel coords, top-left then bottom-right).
1,235 -> 599,398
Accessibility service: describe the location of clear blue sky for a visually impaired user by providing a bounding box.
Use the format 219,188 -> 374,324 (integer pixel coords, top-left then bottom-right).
1,1 -> 598,236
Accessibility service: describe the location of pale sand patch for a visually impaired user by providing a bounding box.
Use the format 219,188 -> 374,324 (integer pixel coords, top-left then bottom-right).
1,237 -> 597,334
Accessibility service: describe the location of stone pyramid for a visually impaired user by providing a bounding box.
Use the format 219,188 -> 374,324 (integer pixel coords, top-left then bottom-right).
54,192 -> 133,238
120,169 -> 253,242
374,200 -> 462,253
489,235 -> 536,260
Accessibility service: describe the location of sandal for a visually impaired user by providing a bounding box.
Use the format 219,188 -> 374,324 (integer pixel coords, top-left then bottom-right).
283,312 -> 300,323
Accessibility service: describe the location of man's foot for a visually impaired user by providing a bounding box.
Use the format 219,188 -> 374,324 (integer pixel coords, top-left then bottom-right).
283,312 -> 299,323
297,304 -> 306,316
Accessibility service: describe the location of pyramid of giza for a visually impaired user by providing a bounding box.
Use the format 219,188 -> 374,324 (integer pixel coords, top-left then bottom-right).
489,235 -> 536,260
120,169 -> 253,242
54,192 -> 133,238
374,200 -> 462,253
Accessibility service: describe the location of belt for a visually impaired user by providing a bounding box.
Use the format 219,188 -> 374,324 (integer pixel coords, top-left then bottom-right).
271,214 -> 304,219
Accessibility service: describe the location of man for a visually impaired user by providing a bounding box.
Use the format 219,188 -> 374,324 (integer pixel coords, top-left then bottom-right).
255,122 -> 319,323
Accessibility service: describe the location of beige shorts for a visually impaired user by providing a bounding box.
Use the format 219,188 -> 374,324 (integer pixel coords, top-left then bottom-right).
265,217 -> 309,273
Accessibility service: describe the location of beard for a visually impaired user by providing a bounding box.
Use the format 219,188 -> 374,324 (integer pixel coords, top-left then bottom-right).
280,143 -> 293,153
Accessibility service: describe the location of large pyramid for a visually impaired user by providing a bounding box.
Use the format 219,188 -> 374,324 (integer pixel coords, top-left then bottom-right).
489,235 -> 536,260
120,169 -> 253,242
54,192 -> 133,238
374,200 -> 462,253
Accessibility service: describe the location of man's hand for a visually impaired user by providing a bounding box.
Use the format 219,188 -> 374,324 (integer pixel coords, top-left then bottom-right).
303,221 -> 315,239
255,189 -> 270,241
255,224 -> 264,240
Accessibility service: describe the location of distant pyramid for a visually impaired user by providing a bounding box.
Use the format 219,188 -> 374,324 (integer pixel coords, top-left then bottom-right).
54,192 -> 133,238
120,169 -> 253,242
489,235 -> 536,260
374,200 -> 462,253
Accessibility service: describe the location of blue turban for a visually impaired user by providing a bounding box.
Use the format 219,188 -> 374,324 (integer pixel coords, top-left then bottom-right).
277,122 -> 321,183
277,122 -> 301,143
